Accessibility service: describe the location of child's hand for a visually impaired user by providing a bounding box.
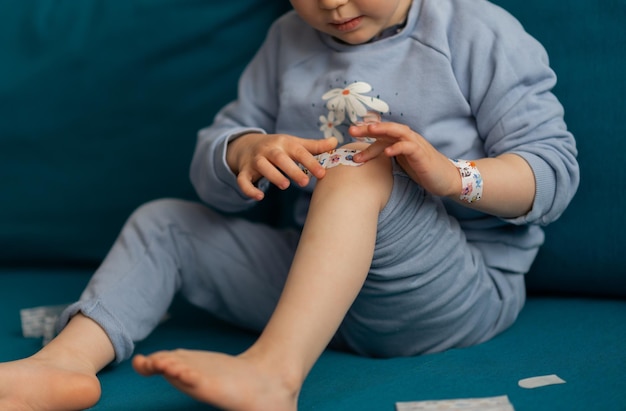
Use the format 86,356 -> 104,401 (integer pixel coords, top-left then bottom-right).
226,133 -> 338,200
350,122 -> 459,198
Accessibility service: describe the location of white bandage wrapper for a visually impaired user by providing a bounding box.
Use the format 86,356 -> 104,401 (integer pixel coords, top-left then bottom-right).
396,395 -> 514,411
20,304 -> 69,346
449,158 -> 483,203
518,374 -> 566,389
301,148 -> 363,175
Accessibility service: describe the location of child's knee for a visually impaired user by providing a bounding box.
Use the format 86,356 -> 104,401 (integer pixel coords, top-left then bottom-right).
318,143 -> 393,197
316,143 -> 394,208
131,198 -> 186,224
127,198 -> 211,234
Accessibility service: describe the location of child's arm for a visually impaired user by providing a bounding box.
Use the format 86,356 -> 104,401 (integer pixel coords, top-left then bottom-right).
350,122 -> 535,219
190,20 -> 287,210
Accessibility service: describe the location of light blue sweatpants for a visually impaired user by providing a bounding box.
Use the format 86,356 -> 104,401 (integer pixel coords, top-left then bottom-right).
58,166 -> 525,363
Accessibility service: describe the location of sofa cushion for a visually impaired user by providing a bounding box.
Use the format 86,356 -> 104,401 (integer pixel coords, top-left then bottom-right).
0,0 -> 289,265
492,0 -> 626,298
1,269 -> 625,410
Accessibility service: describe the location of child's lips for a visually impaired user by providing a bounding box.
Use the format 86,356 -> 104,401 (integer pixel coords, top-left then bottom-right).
330,16 -> 363,32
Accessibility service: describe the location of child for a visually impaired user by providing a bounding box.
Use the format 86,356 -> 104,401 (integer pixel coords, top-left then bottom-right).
0,0 -> 579,410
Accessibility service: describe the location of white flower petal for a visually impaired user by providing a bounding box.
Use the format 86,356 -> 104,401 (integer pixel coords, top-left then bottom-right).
345,97 -> 368,124
325,96 -> 343,111
327,111 -> 336,123
334,109 -> 346,124
322,88 -> 342,100
332,128 -> 344,143
354,94 -> 390,113
347,82 -> 372,94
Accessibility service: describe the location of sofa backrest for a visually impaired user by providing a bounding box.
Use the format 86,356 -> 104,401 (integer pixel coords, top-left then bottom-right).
491,0 -> 626,298
0,1 -> 290,265
1,1 -> 624,298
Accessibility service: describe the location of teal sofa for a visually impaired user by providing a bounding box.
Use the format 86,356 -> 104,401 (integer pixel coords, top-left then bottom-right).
1,1 -> 625,410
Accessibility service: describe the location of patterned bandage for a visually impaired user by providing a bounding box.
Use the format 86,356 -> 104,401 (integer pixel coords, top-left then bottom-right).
449,158 -> 483,203
300,148 -> 363,175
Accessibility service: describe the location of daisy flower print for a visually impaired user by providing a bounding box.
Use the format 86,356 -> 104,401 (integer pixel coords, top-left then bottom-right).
322,81 -> 389,124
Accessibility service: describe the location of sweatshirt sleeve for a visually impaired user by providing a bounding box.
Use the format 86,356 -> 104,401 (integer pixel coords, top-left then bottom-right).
189,20 -> 282,213
448,3 -> 579,226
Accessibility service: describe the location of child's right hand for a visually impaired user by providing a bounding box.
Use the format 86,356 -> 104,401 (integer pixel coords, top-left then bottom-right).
226,133 -> 338,200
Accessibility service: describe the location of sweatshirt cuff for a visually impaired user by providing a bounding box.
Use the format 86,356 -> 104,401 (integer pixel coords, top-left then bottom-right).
504,151 -> 556,225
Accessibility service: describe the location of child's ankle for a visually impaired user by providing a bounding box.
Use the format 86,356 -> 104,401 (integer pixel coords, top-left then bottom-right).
240,347 -> 304,399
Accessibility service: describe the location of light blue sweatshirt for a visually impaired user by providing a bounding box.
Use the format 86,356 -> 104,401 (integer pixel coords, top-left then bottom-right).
190,0 -> 579,275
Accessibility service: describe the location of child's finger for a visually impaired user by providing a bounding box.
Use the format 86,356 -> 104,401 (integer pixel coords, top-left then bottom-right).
362,122 -> 416,142
302,136 -> 338,155
383,140 -> 417,158
272,151 -> 313,186
347,124 -> 370,137
298,155 -> 326,180
296,137 -> 336,179
352,140 -> 389,163
236,171 -> 265,201
253,156 -> 293,190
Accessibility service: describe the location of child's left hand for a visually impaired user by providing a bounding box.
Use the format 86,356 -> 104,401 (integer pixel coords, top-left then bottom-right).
349,122 -> 460,198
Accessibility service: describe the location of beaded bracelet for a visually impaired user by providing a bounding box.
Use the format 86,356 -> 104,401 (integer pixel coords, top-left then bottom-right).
449,158 -> 483,203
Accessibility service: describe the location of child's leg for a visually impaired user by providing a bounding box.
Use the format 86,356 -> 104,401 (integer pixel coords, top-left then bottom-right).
0,199 -> 300,411
133,144 -> 393,411
331,165 -> 526,358
57,199 -> 301,364
0,313 -> 114,411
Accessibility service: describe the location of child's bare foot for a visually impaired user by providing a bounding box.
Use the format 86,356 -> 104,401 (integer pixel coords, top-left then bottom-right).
133,349 -> 299,411
0,355 -> 101,411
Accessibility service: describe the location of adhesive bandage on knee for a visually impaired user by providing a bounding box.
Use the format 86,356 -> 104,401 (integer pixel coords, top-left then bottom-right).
300,148 -> 363,176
